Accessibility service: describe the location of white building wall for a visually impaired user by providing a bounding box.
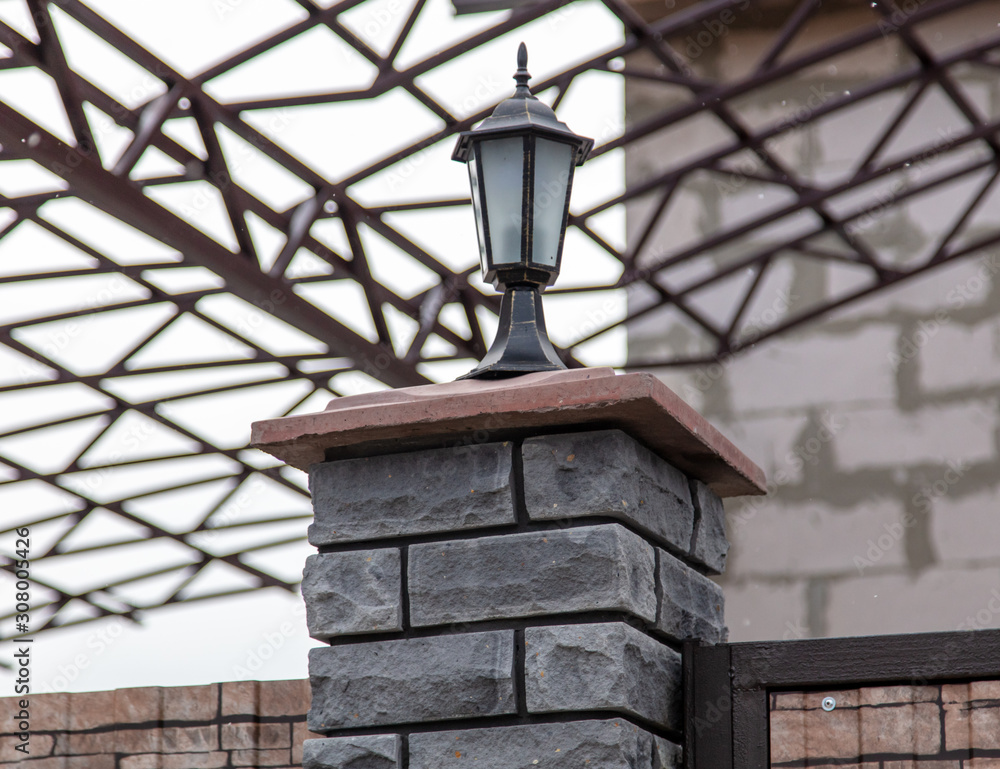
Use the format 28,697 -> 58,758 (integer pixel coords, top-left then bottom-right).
625,3 -> 1000,641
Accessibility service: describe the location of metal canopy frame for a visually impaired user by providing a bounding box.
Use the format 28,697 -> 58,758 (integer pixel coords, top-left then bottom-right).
1,0 -> 999,635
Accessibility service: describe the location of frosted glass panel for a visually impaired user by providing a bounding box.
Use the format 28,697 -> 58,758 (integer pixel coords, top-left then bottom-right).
467,155 -> 488,274
480,137 -> 525,265
531,138 -> 572,267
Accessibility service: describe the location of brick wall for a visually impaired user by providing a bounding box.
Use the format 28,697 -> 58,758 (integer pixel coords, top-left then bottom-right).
770,680 -> 1000,766
0,679 -> 320,768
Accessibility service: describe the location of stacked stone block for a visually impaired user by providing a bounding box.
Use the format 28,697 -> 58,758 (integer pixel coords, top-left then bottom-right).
301,428 -> 729,769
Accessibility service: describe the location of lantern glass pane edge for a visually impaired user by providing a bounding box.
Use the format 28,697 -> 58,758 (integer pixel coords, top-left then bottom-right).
478,136 -> 525,269
467,149 -> 489,277
529,137 -> 573,269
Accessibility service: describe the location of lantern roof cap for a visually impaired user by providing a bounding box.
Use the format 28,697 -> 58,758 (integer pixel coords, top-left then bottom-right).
452,43 -> 594,165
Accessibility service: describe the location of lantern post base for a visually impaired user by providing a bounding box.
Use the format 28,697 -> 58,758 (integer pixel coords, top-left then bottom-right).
458,285 -> 566,380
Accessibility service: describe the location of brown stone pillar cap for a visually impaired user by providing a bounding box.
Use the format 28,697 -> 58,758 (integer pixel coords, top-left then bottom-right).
250,367 -> 766,497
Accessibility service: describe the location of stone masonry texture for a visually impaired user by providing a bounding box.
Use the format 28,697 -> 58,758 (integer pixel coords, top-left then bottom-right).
308,442 -> 513,544
301,549 -> 401,639
308,631 -> 515,731
302,735 -> 401,769
522,429 -> 695,553
657,549 -> 727,644
690,479 -> 728,574
407,524 -> 657,626
0,679 -> 319,768
407,720 -> 681,769
524,622 -> 682,730
298,426 -> 736,769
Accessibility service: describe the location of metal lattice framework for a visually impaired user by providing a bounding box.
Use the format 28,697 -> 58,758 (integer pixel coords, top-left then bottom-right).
1,0 -> 999,635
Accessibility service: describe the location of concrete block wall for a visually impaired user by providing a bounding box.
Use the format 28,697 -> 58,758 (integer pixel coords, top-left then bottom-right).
624,5 -> 1000,643
639,187 -> 1000,646
300,429 -> 730,769
712,304 -> 1000,641
0,679 -> 319,768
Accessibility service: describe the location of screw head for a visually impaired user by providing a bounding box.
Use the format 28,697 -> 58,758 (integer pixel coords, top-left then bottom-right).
821,696 -> 836,711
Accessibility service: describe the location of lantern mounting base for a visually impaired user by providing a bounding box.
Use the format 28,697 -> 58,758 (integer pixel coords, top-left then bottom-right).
458,284 -> 566,380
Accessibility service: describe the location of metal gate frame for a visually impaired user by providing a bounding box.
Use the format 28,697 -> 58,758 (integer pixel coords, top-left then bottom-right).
684,628 -> 1000,769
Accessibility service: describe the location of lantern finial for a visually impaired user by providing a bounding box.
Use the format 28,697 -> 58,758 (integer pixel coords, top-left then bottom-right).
513,42 -> 531,97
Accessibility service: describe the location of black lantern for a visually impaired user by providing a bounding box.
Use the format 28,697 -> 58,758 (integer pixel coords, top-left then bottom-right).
453,43 -> 593,379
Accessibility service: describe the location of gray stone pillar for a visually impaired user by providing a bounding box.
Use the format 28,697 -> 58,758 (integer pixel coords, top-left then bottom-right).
251,368 -> 764,769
